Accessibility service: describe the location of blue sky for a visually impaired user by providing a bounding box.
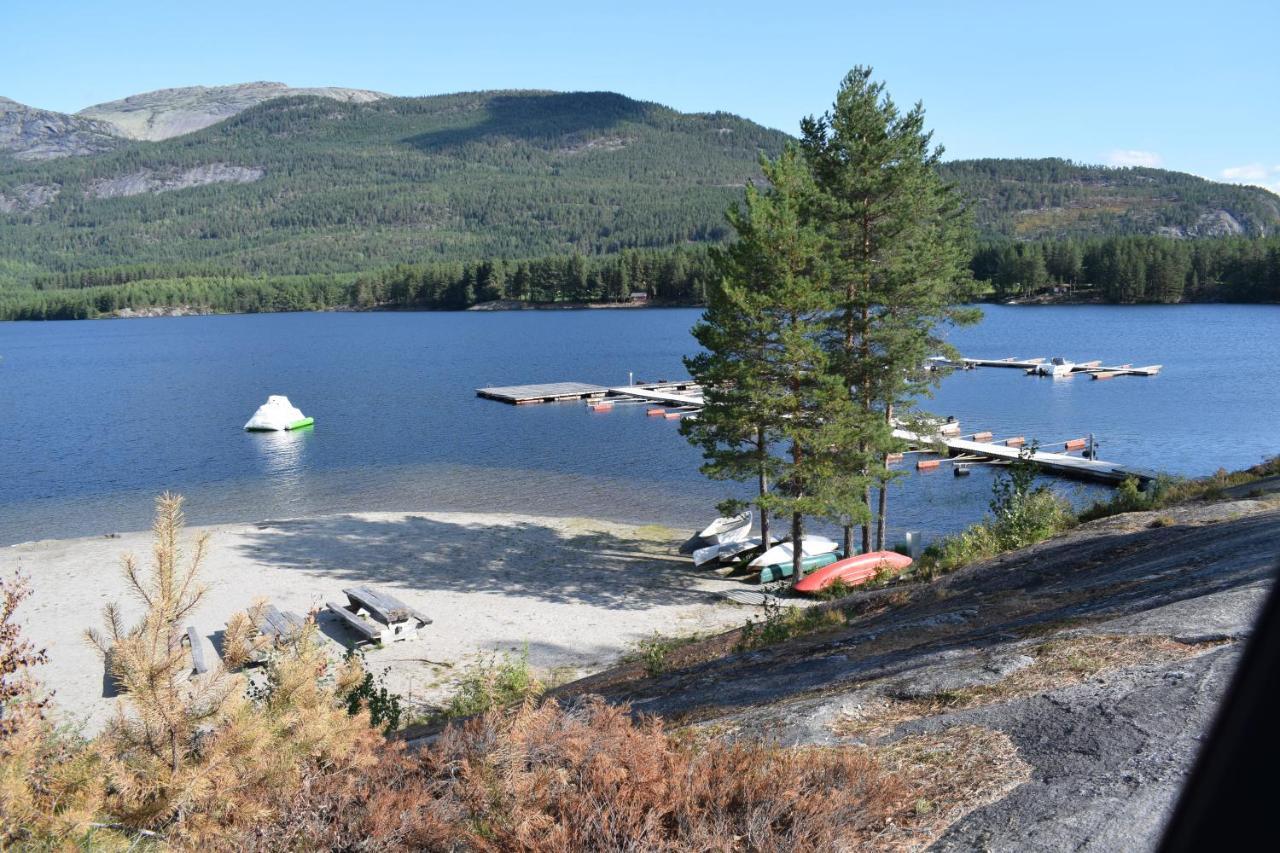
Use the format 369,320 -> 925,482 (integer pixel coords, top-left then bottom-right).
4,0 -> 1277,191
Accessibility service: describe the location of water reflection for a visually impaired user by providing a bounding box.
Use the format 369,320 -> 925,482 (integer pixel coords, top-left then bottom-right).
247,427 -> 311,497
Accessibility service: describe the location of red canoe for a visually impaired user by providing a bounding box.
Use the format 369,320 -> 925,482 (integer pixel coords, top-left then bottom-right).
793,551 -> 913,594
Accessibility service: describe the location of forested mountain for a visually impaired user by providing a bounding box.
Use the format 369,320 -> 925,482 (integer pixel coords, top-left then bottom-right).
1,86 -> 1278,318
0,90 -> 786,285
938,158 -> 1280,241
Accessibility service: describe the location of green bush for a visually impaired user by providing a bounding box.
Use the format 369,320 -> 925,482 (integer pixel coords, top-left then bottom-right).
441,650 -> 543,719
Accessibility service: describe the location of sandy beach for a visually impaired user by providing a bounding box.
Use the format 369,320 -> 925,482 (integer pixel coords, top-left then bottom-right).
3,511 -> 749,731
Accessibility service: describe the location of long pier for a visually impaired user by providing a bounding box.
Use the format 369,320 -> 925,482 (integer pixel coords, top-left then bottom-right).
478,378 -> 1153,485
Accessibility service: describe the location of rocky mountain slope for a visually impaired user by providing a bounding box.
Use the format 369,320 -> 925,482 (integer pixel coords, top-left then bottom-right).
0,96 -> 122,160
76,81 -> 389,140
541,494 -> 1280,849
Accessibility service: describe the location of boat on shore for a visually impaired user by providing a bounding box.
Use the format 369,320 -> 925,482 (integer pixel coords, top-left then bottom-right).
757,550 -> 843,584
793,551 -> 913,593
678,511 -> 752,555
748,535 -> 838,570
244,396 -> 314,431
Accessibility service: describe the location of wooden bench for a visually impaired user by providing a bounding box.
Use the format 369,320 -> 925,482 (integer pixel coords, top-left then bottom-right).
325,600 -> 381,646
331,586 -> 431,644
251,604 -> 306,641
184,625 -> 212,675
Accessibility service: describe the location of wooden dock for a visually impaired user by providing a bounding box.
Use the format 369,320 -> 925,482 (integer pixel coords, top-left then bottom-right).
479,377 -> 1152,485
892,428 -> 1154,485
929,355 -> 1161,380
476,380 -> 700,405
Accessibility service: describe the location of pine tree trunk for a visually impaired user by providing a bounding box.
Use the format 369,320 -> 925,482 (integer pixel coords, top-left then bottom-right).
876,404 -> 893,550
758,428 -> 770,547
791,511 -> 803,586
842,524 -> 852,559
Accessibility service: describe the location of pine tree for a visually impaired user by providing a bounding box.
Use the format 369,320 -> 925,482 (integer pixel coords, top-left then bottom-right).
683,148 -> 849,579
800,67 -> 978,552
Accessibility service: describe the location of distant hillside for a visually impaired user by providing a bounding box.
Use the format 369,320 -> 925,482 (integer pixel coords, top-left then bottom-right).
1,87 -> 1278,300
77,81 -> 390,141
939,158 -> 1280,241
0,90 -> 787,282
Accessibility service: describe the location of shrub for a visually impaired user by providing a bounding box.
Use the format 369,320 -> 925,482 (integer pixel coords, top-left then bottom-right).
440,649 -> 543,720
738,598 -> 848,650
239,698 -> 909,850
342,651 -> 404,733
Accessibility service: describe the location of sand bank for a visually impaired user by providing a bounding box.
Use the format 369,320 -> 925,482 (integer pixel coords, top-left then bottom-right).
3,511 -> 748,731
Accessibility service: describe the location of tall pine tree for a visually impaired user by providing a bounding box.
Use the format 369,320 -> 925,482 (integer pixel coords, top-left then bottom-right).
800,67 -> 979,552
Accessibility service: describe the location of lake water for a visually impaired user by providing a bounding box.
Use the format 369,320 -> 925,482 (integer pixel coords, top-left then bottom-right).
1,305 -> 1276,547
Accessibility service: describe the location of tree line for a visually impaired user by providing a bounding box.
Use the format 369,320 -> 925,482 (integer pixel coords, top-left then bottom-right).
972,234 -> 1280,302
0,248 -> 716,320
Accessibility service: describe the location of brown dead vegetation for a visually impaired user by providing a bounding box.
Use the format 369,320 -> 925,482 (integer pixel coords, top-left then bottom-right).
234,699 -> 1030,852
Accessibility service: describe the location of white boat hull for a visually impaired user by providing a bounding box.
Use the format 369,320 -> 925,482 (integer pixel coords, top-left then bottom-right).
749,535 -> 838,568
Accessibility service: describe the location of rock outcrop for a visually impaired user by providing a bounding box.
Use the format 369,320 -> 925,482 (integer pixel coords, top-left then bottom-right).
548,497 -> 1280,850
0,96 -> 122,160
84,163 -> 265,199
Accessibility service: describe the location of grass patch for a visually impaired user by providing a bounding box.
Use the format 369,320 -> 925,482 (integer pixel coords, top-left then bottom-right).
835,635 -> 1219,740
873,725 -> 1032,848
436,649 -> 544,721
625,631 -> 707,676
737,598 -> 849,650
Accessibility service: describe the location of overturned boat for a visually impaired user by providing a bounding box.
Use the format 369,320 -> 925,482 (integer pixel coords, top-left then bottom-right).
678,511 -> 753,555
243,395 -> 314,431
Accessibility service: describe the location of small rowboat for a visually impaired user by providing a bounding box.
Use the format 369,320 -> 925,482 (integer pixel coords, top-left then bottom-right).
757,550 -> 843,584
793,551 -> 913,594
680,511 -> 753,556
749,535 -> 838,569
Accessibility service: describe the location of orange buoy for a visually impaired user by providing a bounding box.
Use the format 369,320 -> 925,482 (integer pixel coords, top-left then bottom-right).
1005,436 -> 1026,447
1064,438 -> 1087,450
647,408 -> 666,416
972,431 -> 993,442
916,459 -> 941,470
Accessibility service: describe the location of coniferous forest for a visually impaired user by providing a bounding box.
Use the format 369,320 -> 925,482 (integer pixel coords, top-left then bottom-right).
1,91 -> 1278,319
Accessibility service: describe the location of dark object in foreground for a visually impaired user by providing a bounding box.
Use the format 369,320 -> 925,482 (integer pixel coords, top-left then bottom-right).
1158,561 -> 1280,851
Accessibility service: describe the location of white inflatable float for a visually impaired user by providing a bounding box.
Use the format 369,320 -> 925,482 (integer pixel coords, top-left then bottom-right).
243,395 -> 314,431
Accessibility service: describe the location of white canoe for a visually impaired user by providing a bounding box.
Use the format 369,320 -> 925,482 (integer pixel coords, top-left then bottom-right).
697,511 -> 752,545
244,395 -> 314,431
748,535 -> 839,569
693,534 -> 781,568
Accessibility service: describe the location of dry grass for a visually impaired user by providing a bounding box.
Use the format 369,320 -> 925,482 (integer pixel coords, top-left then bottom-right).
836,635 -> 1217,740
874,725 -> 1032,851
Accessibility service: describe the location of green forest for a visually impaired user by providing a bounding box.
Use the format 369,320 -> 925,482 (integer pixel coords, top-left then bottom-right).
2,91 -> 1278,319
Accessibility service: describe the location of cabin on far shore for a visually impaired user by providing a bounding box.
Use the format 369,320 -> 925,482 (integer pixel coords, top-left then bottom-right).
629,291 -> 649,304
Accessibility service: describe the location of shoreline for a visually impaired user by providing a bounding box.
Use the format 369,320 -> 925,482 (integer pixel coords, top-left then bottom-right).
3,510 -> 747,731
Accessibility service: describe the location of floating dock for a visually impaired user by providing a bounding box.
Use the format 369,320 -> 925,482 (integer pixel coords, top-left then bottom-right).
929,356 -> 1161,380
479,378 -> 1153,485
476,380 -> 698,405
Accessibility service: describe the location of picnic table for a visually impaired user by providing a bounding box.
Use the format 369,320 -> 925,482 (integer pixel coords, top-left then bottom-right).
326,585 -> 431,646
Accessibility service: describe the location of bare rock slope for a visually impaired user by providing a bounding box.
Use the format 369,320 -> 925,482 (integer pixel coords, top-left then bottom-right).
551,497 -> 1280,851
77,81 -> 389,140
0,96 -> 122,160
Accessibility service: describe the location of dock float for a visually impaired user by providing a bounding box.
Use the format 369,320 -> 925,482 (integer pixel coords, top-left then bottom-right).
476,380 -> 698,405
480,377 -> 1153,485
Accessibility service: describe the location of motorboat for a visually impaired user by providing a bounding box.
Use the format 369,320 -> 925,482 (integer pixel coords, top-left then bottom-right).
243,395 -> 314,431
1031,357 -> 1075,377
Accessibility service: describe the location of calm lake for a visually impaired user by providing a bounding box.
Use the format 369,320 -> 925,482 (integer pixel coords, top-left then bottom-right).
1,305 -> 1276,547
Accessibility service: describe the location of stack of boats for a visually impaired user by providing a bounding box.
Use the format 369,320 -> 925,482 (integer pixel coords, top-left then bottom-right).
681,512 -> 913,592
